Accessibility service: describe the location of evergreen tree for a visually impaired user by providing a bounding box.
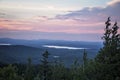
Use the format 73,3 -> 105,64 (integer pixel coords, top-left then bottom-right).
83,49 -> 87,72
0,64 -> 22,80
82,49 -> 89,80
24,58 -> 34,80
71,58 -> 80,80
41,50 -> 51,80
96,17 -> 120,79
52,61 -> 67,80
96,17 -> 120,64
34,74 -> 40,80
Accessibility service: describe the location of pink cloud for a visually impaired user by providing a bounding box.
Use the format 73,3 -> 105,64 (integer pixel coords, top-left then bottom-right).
0,16 -> 114,35
1,0 -> 120,35
107,0 -> 120,6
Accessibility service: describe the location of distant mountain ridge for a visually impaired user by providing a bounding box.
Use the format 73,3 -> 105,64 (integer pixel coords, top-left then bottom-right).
0,45 -> 43,64
0,38 -> 102,66
0,38 -> 103,48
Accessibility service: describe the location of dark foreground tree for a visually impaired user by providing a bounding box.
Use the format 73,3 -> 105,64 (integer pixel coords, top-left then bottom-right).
95,17 -> 120,80
24,58 -> 34,80
83,49 -> 88,73
52,60 -> 68,80
40,50 -> 51,80
0,64 -> 22,80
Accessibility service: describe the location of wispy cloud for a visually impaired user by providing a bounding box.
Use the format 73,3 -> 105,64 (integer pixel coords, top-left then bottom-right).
107,0 -> 120,5
56,1 -> 120,22
0,0 -> 119,41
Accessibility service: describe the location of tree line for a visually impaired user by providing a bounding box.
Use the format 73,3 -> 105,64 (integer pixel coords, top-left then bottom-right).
0,17 -> 120,80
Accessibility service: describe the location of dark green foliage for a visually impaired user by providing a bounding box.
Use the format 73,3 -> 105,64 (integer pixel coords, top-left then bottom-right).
24,58 -> 34,80
83,49 -> 88,73
0,64 -> 22,80
95,17 -> 120,80
96,17 -> 120,64
52,61 -> 66,80
40,50 -> 52,80
71,58 -> 81,80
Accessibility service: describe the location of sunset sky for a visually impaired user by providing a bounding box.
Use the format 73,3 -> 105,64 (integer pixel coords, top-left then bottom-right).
0,0 -> 120,41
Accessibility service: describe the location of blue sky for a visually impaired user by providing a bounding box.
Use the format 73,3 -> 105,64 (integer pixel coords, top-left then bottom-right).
0,0 -> 112,17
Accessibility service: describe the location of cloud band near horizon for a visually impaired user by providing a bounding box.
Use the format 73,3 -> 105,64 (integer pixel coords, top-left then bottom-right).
0,0 -> 120,41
